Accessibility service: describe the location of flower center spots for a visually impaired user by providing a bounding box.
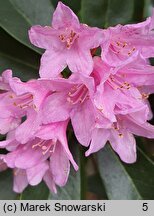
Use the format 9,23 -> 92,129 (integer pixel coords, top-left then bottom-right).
107,75 -> 131,90
32,139 -> 56,155
110,40 -> 136,57
59,29 -> 79,49
67,84 -> 89,105
9,93 -> 35,109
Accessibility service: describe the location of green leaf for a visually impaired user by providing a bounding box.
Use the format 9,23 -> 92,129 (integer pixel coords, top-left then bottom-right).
10,0 -> 54,26
88,173 -> 108,199
20,182 -> 50,200
0,28 -> 39,81
105,0 -> 134,26
97,144 -> 154,199
0,0 -> 53,54
124,147 -> 154,199
133,0 -> 145,22
81,0 -> 134,28
81,0 -> 108,27
0,170 -> 17,200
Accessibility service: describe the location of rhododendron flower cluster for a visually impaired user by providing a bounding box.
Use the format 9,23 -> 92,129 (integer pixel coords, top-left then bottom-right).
0,2 -> 154,193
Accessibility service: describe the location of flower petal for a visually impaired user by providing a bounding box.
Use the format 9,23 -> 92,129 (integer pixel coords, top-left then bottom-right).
29,25 -> 61,49
86,128 -> 110,156
43,171 -> 57,193
39,50 -> 67,78
13,169 -> 28,193
71,99 -> 95,146
109,130 -> 136,163
123,116 -> 154,138
15,109 -> 41,144
67,44 -> 93,75
50,142 -> 70,187
27,162 -> 49,186
52,2 -> 80,29
42,93 -> 71,124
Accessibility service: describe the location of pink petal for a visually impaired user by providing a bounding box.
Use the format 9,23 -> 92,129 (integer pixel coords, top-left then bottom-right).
42,93 -> 71,124
14,142 -> 48,169
43,171 -> 57,193
94,83 -> 117,122
29,25 -> 61,49
67,44 -> 93,75
71,99 -> 95,146
86,128 -> 110,156
109,130 -> 136,163
13,169 -> 28,193
0,117 -> 20,135
50,142 -> 70,187
79,25 -> 105,49
39,50 -> 67,78
27,162 -> 49,186
15,109 -> 41,144
52,2 -> 80,29
9,78 -> 49,109
57,123 -> 78,171
123,116 -> 154,138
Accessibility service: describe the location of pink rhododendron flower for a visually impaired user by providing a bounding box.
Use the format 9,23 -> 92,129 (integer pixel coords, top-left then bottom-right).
101,11 -> 154,68
1,2 -> 154,196
0,71 -> 52,143
29,2 -> 104,78
0,70 -> 22,134
85,57 -> 154,162
0,121 -> 78,193
41,73 -> 96,146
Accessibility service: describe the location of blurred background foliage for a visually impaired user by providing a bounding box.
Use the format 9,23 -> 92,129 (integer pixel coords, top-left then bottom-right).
0,0 -> 154,200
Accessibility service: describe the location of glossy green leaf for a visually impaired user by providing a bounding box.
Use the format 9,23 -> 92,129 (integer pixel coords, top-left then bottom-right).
81,0 -> 108,27
0,0 -> 53,54
88,173 -> 108,199
0,170 -> 17,200
124,147 -> 154,199
20,182 -> 50,200
10,0 -> 54,26
81,0 -> 134,27
0,28 -> 39,81
97,144 -> 154,199
105,0 -> 134,26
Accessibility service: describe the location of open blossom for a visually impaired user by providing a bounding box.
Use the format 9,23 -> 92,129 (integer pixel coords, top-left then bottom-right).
29,2 -> 104,78
41,73 -> 96,146
0,70 -> 22,134
0,155 -> 57,193
101,11 -> 154,68
0,121 -> 78,193
0,71 -> 52,143
1,2 -> 154,196
86,56 -> 154,163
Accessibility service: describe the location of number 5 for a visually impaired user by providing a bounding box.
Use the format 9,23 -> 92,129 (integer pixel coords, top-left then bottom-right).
142,203 -> 148,211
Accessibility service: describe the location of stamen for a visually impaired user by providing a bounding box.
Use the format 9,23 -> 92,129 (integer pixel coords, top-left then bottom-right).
118,133 -> 123,138
67,84 -> 89,105
142,93 -> 149,99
